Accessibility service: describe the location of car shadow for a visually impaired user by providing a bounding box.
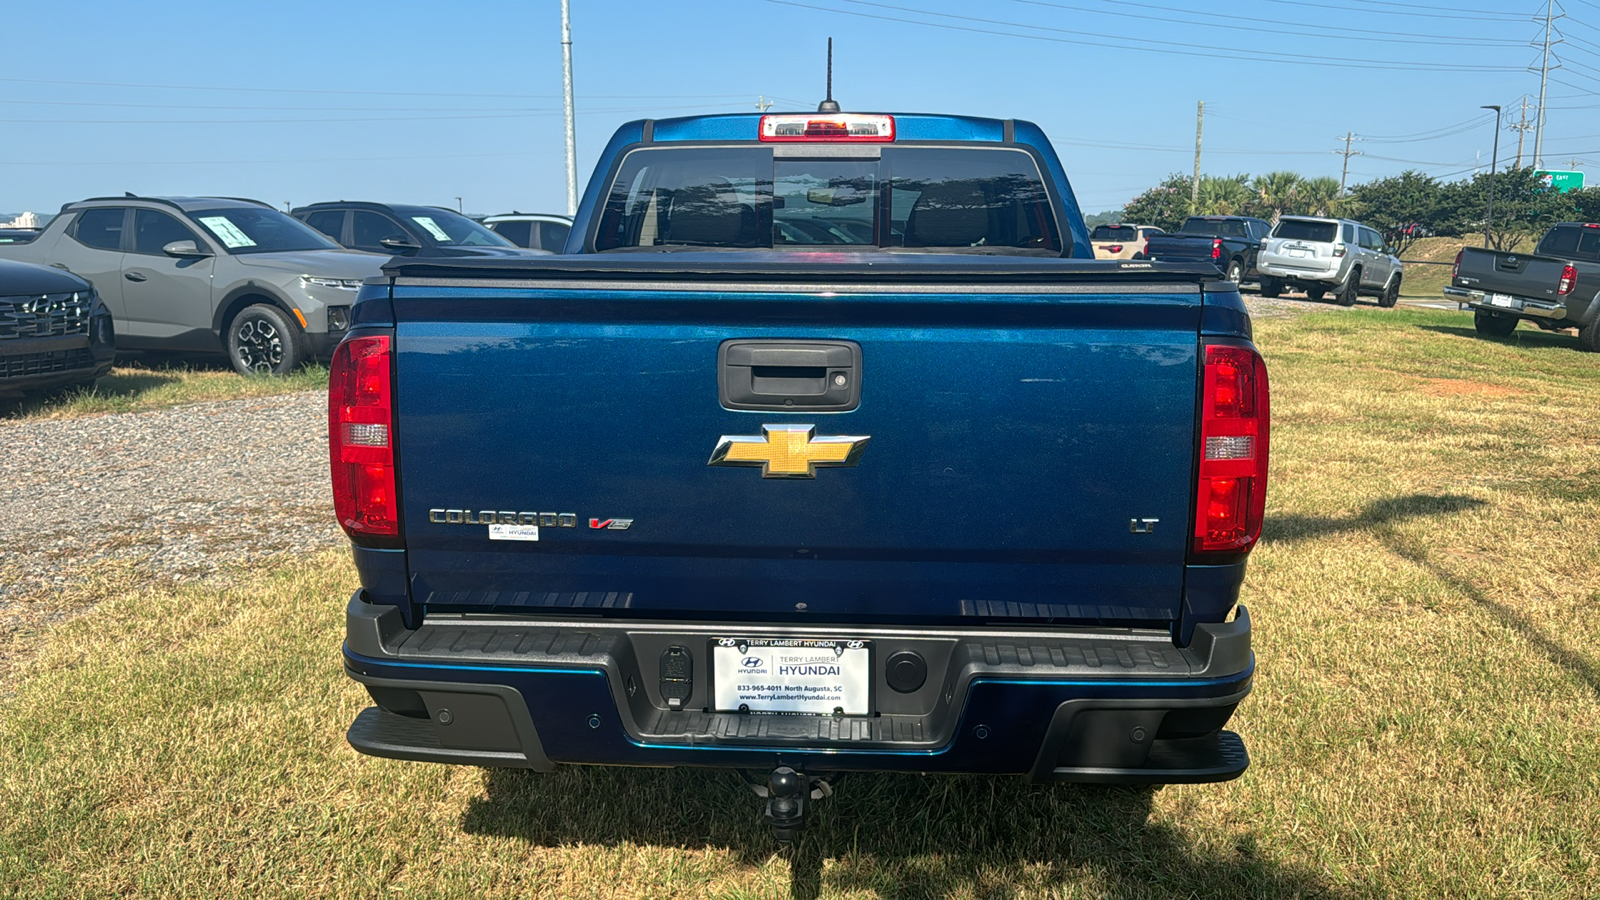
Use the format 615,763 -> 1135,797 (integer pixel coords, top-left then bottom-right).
1412,323 -> 1582,350
462,767 -> 1347,898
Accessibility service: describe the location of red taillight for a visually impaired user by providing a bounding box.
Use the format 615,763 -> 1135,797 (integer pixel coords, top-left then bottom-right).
1333,245 -> 1347,258
1559,264 -> 1577,295
1193,344 -> 1270,557
1211,238 -> 1223,260
329,334 -> 398,540
1452,249 -> 1463,279
759,113 -> 895,142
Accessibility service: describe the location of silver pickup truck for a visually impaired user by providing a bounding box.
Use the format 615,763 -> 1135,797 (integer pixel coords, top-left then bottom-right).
1445,223 -> 1600,350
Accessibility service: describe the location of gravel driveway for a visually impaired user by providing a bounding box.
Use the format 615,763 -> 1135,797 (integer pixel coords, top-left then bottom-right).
0,391 -> 341,675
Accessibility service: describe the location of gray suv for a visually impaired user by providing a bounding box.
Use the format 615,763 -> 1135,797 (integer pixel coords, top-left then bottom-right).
1256,216 -> 1403,307
0,196 -> 385,374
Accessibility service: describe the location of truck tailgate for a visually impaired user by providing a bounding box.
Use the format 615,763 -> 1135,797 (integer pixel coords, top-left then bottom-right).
1456,247 -> 1570,300
390,268 -> 1204,626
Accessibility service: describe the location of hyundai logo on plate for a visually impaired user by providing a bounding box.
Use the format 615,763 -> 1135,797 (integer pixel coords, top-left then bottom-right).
742,657 -> 764,668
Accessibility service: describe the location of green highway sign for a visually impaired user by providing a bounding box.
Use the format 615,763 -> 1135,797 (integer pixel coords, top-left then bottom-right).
1536,170 -> 1585,193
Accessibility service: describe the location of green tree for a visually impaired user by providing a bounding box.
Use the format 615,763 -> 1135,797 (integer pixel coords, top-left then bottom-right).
1251,171 -> 1304,222
1443,166 -> 1570,250
1345,170 -> 1443,255
1120,173 -> 1193,231
1571,186 -> 1600,224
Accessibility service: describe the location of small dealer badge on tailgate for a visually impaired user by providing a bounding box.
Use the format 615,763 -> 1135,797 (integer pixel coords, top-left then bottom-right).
708,425 -> 870,478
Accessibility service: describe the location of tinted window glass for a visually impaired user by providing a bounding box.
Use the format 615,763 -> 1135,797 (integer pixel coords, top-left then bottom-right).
351,211 -> 409,252
593,146 -> 1059,253
1582,231 -> 1600,260
73,208 -> 125,250
1180,218 -> 1248,238
303,210 -> 345,241
132,209 -> 200,255
1538,226 -> 1580,256
490,220 -> 532,247
1092,225 -> 1137,241
1272,220 -> 1337,242
537,221 -> 571,250
189,207 -> 338,254
1342,223 -> 1355,243
400,209 -> 513,247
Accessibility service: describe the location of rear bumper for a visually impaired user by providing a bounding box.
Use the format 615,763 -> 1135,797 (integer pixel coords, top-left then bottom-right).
1257,259 -> 1341,284
1444,285 -> 1568,320
342,593 -> 1254,783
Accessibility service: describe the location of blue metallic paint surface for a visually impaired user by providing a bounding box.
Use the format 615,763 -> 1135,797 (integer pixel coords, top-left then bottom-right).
345,647 -> 1251,771
391,285 -> 1202,623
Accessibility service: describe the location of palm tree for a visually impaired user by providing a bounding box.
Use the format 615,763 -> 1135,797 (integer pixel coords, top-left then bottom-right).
1196,174 -> 1253,216
1253,171 -> 1304,222
1298,177 -> 1343,217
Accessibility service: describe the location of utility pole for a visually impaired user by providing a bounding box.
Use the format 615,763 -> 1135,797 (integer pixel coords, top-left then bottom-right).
1534,0 -> 1555,170
756,95 -> 773,112
1567,158 -> 1583,170
561,0 -> 578,216
1335,132 -> 1362,196
1482,105 -> 1502,249
1511,94 -> 1532,169
1191,100 -> 1203,215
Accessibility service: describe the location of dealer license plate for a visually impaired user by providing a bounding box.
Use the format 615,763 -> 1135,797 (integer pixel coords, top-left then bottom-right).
711,638 -> 872,715
1488,293 -> 1521,309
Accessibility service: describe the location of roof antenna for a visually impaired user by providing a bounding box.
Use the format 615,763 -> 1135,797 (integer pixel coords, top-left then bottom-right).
817,38 -> 841,113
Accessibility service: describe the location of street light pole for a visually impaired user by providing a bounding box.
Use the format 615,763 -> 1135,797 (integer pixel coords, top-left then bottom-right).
561,0 -> 578,216
1481,105 -> 1502,249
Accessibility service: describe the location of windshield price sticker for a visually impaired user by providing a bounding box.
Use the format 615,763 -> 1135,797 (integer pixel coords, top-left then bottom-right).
197,216 -> 257,249
712,638 -> 871,716
411,216 -> 453,243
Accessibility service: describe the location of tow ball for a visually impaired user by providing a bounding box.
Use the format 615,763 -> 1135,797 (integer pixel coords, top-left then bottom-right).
742,767 -> 839,843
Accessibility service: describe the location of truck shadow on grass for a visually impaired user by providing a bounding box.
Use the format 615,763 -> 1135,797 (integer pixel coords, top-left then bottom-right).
463,768 -> 1347,899
1412,323 -> 1584,350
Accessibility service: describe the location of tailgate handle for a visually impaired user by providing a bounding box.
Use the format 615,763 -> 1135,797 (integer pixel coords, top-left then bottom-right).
719,339 -> 861,412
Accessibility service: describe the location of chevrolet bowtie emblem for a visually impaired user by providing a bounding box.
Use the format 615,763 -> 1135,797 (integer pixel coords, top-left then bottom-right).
708,425 -> 871,478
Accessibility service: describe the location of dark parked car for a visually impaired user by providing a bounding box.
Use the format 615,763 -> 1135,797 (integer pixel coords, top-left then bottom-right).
291,202 -> 547,257
0,259 -> 115,398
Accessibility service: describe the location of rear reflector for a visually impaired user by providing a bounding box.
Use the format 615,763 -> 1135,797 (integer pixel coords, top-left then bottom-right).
1193,344 -> 1270,557
760,113 -> 895,142
329,334 -> 398,541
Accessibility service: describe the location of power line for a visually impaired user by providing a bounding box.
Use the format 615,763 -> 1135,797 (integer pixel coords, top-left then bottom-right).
0,75 -> 751,101
1012,0 -> 1527,47
769,0 -> 1529,72
1251,0 -> 1535,21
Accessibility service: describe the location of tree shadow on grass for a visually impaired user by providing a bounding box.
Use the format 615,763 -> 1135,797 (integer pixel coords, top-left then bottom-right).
1265,494 -> 1487,546
1269,492 -> 1600,698
1412,323 -> 1582,351
463,768 -> 1349,899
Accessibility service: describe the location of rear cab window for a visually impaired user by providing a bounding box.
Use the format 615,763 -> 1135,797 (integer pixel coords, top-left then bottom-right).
1537,225 -> 1600,261
1091,225 -> 1137,241
1179,218 -> 1248,238
593,145 -> 1061,254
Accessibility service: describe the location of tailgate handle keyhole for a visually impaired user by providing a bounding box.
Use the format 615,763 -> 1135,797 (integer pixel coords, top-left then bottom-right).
719,340 -> 861,412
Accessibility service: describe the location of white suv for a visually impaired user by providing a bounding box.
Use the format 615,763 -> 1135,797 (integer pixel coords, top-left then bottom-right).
1256,216 -> 1403,307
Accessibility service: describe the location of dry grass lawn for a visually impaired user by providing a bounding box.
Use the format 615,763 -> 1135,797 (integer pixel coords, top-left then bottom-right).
1,356 -> 327,421
2,306 -> 1598,898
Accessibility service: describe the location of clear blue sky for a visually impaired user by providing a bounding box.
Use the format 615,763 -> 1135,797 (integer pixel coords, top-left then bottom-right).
3,0 -> 1597,218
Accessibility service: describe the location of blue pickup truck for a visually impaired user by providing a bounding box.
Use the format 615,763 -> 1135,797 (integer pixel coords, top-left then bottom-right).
330,110 -> 1270,840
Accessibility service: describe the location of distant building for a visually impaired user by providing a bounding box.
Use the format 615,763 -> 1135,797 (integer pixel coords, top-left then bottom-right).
1,211 -> 42,229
